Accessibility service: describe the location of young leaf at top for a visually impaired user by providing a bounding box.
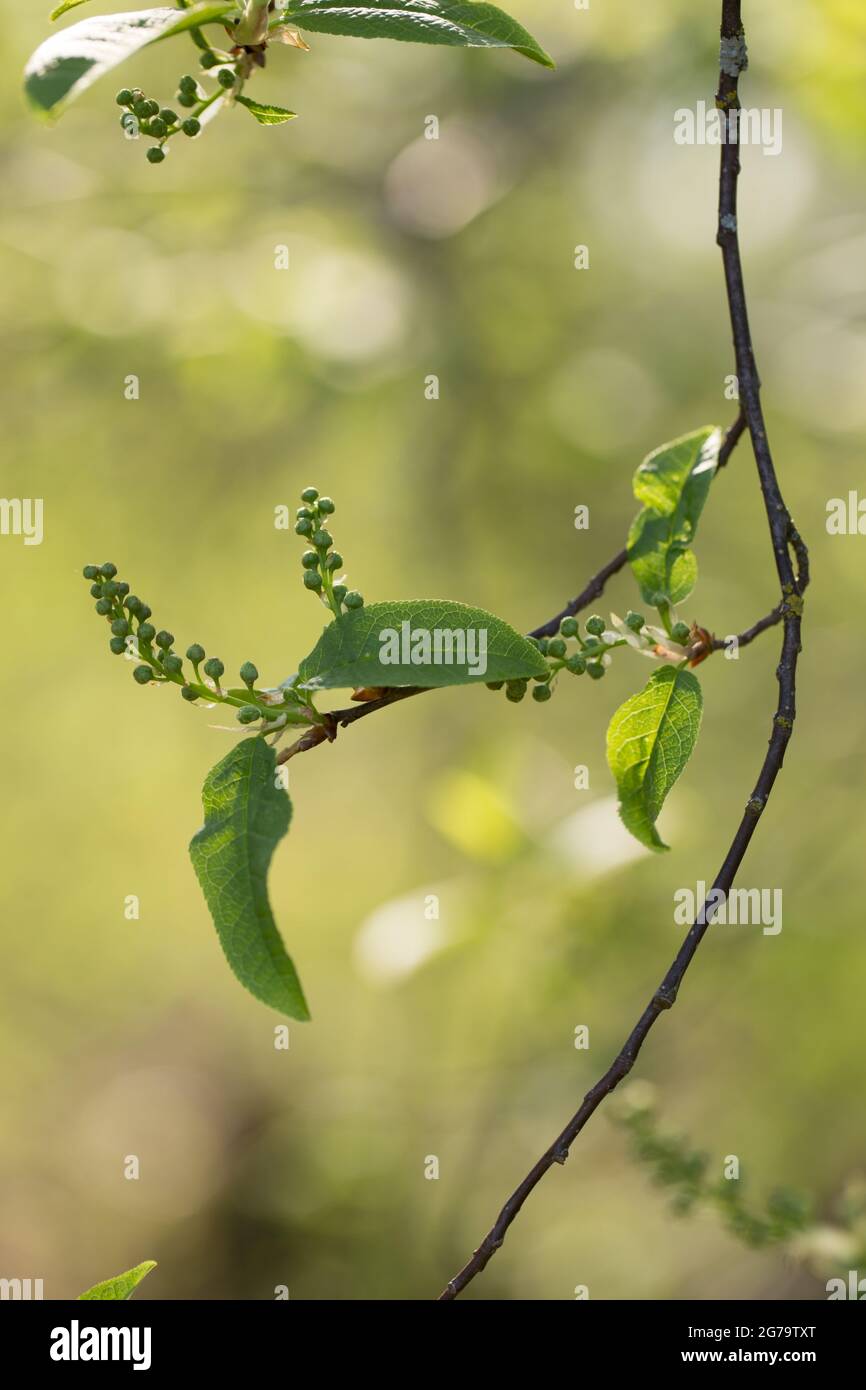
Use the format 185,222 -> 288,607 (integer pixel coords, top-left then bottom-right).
277,0 -> 554,67
235,94 -> 297,125
298,599 -> 548,690
606,664 -> 703,851
78,1261 -> 157,1300
25,4 -> 236,116
627,427 -> 721,610
190,737 -> 310,1021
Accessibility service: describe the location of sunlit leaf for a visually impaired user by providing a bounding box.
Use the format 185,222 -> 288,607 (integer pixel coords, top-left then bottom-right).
189,738 -> 309,1021
606,664 -> 703,851
78,1262 -> 157,1300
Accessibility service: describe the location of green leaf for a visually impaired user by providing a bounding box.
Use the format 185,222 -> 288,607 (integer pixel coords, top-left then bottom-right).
189,737 -> 309,1021
606,664 -> 703,851
50,0 -> 95,19
78,1261 -> 157,1300
277,0 -> 554,68
25,4 -> 237,117
627,427 -> 721,609
298,599 -> 548,690
235,93 -> 297,124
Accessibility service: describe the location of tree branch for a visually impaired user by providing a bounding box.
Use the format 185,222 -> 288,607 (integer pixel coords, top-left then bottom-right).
436,1 -> 808,1301
277,407 -> 749,763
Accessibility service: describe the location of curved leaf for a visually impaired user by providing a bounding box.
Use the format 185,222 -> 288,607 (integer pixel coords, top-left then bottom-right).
25,4 -> 237,117
606,664 -> 703,851
298,599 -> 548,689
627,426 -> 721,609
78,1261 -> 157,1300
50,0 -> 96,19
189,737 -> 309,1021
277,0 -> 554,67
235,93 -> 297,124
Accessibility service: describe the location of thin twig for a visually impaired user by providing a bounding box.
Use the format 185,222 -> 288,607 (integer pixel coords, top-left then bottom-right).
278,406 -> 749,761
436,1 -> 807,1300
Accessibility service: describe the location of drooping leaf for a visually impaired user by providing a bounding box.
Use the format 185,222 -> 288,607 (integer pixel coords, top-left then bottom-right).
606,664 -> 703,851
235,93 -> 297,124
78,1261 -> 157,1300
189,737 -> 309,1021
276,0 -> 554,67
627,427 -> 721,609
25,4 -> 237,117
298,599 -> 548,690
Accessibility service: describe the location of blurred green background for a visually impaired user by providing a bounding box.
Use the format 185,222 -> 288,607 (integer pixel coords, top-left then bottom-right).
1,0 -> 864,1300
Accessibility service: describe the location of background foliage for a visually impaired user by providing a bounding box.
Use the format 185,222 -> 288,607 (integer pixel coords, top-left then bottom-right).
1,0 -> 864,1299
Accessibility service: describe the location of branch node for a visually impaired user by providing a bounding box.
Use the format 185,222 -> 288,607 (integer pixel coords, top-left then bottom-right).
746,795 -> 765,816
653,985 -> 677,1011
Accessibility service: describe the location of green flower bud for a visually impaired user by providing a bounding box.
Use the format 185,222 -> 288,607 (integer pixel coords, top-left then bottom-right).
565,653 -> 586,675
116,89 -> 134,107
90,583 -> 104,598
125,595 -> 142,613
295,518 -> 313,537
344,590 -> 364,609
547,637 -> 567,659
133,664 -> 153,684
179,74 -> 197,92
110,617 -> 130,637
155,630 -> 174,650
181,686 -> 198,701
203,657 -> 224,680
95,598 -> 112,615
237,705 -> 260,724
109,636 -> 128,655
317,496 -> 335,514
138,604 -> 152,620
160,109 -> 178,125
671,621 -> 691,645
217,68 -> 236,88
144,99 -> 160,117
200,52 -> 219,69
625,611 -> 645,632
163,654 -> 183,675
586,615 -> 605,637
312,529 -> 332,549
325,552 -> 343,571
486,680 -> 505,691
560,616 -> 579,637
133,101 -> 150,120
146,148 -> 166,165
536,637 -> 549,656
177,92 -> 197,108
148,118 -> 168,138
332,584 -> 347,603
532,683 -> 553,702
182,118 -> 201,138
303,571 -> 323,591
186,644 -> 205,664
505,679 -> 527,702
102,581 -> 120,598
115,581 -> 129,597
301,550 -> 319,569
83,564 -> 100,580
138,622 -> 156,643
296,506 -> 314,520
100,562 -> 117,577
587,662 -> 606,680
240,661 -> 259,688
300,487 -> 319,503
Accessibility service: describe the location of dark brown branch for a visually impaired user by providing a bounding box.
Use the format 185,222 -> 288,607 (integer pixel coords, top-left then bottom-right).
275,408 -> 749,765
436,2 -> 807,1301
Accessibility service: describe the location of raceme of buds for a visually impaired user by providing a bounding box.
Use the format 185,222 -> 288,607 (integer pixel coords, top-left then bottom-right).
80,562 -> 321,734
488,611 -> 663,706
294,488 -> 362,619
